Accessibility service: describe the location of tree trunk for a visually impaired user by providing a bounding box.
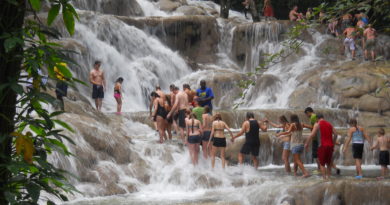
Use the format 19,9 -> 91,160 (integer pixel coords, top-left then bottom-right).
0,1 -> 26,204
249,0 -> 260,22
220,0 -> 231,18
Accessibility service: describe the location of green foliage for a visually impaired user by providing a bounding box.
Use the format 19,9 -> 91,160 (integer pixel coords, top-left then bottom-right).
1,0 -> 82,204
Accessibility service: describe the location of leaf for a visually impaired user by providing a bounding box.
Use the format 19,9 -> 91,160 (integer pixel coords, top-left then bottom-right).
29,0 -> 41,11
62,6 -> 75,35
4,37 -> 22,53
26,182 -> 41,202
53,120 -> 75,133
47,4 -> 61,26
54,62 -> 72,79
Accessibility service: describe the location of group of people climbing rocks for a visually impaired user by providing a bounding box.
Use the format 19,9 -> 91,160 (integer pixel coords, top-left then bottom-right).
148,80 -> 389,180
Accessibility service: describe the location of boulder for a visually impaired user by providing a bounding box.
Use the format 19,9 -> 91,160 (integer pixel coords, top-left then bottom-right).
158,0 -> 187,12
176,5 -> 206,16
73,0 -> 144,16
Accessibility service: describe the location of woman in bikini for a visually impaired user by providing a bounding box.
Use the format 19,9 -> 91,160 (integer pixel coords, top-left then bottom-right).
114,77 -> 123,114
186,112 -> 203,165
268,115 -> 291,173
208,113 -> 234,169
201,106 -> 213,159
151,91 -> 168,143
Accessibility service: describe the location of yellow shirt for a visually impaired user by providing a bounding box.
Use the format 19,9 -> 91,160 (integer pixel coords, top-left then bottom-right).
54,63 -> 67,81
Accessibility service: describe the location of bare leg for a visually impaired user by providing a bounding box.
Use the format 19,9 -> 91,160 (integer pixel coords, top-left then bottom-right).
352,50 -> 356,59
202,141 -> 208,159
194,143 -> 200,165
282,149 -> 291,173
117,98 -> 122,113
166,123 -> 172,140
156,117 -> 166,143
221,148 -> 226,169
251,156 -> 259,169
371,50 -> 375,61
238,153 -> 244,165
211,146 -> 217,168
316,159 -> 321,171
180,128 -> 185,144
326,164 -> 332,179
189,144 -> 195,165
95,99 -> 99,111
364,49 -> 368,60
320,164 -> 327,179
294,162 -> 298,176
294,154 -> 309,177
356,159 -> 363,176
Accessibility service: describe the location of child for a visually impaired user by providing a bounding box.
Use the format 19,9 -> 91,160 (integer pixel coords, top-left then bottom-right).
371,128 -> 390,180
114,77 -> 123,114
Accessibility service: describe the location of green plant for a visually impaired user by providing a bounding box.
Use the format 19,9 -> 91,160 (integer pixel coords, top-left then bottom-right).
1,0 -> 81,204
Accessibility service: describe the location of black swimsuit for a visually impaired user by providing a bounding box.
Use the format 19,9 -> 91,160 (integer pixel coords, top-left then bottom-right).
155,103 -> 167,120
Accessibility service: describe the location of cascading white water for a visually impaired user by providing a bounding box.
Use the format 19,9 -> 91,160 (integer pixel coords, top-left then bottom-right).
67,11 -> 190,112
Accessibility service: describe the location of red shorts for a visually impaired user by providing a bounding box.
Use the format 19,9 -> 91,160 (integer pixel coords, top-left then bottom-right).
318,146 -> 333,166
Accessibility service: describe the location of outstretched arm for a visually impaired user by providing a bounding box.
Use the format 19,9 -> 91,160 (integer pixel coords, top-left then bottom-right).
232,122 -> 246,142
305,123 -> 319,149
361,127 -> 371,144
277,124 -> 293,137
370,138 -> 378,150
224,122 -> 234,139
343,128 -> 353,153
167,96 -> 179,118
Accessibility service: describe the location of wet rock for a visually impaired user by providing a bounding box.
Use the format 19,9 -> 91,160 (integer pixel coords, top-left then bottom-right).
194,174 -> 222,188
103,182 -> 127,196
73,0 -> 144,16
158,0 -> 187,12
118,16 -> 219,64
176,6 -> 206,15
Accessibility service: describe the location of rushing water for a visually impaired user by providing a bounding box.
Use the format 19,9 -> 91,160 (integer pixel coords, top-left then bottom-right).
35,1 -> 390,204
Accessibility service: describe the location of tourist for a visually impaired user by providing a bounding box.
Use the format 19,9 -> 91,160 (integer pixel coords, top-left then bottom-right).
319,10 -> 326,24
156,85 -> 166,102
232,112 -> 267,169
305,8 -> 313,20
89,60 -> 105,112
208,113 -> 233,169
267,116 -> 291,173
357,17 -> 366,29
263,0 -> 274,18
328,18 -> 339,37
167,85 -> 189,143
54,62 -> 69,111
196,80 -> 215,113
370,128 -> 389,180
113,77 -> 124,114
341,13 -> 353,32
278,114 -> 309,177
303,107 -> 321,173
151,91 -> 168,143
186,112 -> 203,165
202,106 -> 213,158
169,84 -> 179,135
305,114 -> 337,180
343,25 -> 357,60
242,0 -> 250,19
363,24 -> 377,61
289,6 -> 303,21
343,119 -> 371,179
183,84 -> 196,108
192,96 -> 204,123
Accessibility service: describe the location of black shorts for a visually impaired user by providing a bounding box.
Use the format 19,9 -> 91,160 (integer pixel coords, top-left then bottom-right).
312,140 -> 318,159
240,143 -> 260,156
352,143 -> 364,159
379,151 -> 389,166
178,109 -> 186,128
188,135 -> 201,144
92,84 -> 104,99
213,137 -> 226,147
55,81 -> 68,98
202,131 -> 211,141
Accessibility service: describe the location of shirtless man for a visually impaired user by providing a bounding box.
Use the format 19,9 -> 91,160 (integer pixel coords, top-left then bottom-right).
169,84 -> 179,135
167,86 -> 189,143
343,25 -> 357,60
371,128 -> 390,180
364,24 -> 377,61
183,84 -> 196,107
289,6 -> 303,21
341,13 -> 352,32
89,61 -> 106,111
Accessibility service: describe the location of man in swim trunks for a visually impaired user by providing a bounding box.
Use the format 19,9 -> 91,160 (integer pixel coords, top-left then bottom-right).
196,80 -> 215,113
305,114 -> 337,180
343,25 -> 357,60
364,24 -> 377,61
232,112 -> 267,169
167,85 -> 189,143
89,61 -> 106,112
